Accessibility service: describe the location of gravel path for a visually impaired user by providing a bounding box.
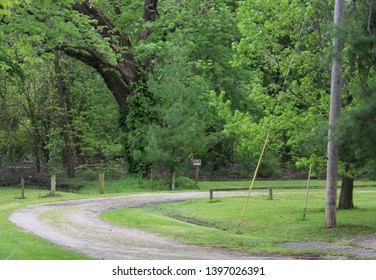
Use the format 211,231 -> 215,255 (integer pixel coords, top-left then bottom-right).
9,192 -> 275,259
8,192 -> 376,260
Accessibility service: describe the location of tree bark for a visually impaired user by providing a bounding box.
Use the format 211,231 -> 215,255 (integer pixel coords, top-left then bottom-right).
60,1 -> 159,174
31,130 -> 42,173
170,168 -> 176,191
338,176 -> 354,209
140,0 -> 159,39
338,163 -> 354,209
67,0 -> 159,111
326,0 -> 344,228
54,51 -> 76,178
338,0 -> 356,210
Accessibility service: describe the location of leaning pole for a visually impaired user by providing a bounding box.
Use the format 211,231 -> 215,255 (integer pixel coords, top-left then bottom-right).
325,0 -> 344,228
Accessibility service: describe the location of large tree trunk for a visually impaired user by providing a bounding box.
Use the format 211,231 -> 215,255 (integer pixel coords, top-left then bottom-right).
338,176 -> 354,209
66,1 -> 159,174
68,0 -> 159,111
338,163 -> 354,209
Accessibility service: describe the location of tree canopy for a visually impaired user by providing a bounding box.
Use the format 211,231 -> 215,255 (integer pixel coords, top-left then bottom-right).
1,0 -> 376,201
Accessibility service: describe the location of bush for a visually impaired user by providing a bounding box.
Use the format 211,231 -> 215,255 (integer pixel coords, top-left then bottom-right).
176,176 -> 198,189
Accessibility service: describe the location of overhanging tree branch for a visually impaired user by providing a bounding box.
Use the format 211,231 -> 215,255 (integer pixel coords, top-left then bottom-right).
57,45 -> 129,109
63,0 -> 159,111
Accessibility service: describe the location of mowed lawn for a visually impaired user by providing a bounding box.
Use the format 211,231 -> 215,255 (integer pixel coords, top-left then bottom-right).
103,185 -> 376,255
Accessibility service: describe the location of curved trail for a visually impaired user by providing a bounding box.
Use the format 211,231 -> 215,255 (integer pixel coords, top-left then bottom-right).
9,192 -> 280,260
9,192 -> 376,259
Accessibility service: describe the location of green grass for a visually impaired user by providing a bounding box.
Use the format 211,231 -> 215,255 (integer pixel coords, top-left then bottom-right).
67,175 -> 172,195
0,175 -> 173,260
103,187 -> 376,255
197,179 -> 376,190
0,187 -> 94,259
2,178 -> 376,259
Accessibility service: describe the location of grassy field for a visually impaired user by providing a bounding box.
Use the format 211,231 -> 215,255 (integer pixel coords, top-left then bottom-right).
1,178 -> 376,259
103,186 -> 376,256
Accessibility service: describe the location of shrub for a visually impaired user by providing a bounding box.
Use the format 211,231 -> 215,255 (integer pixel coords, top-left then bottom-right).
176,176 -> 198,189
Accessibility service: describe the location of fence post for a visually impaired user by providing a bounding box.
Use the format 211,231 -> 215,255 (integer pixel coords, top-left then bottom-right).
99,171 -> 105,194
268,187 -> 273,200
51,174 -> 56,196
21,178 -> 25,199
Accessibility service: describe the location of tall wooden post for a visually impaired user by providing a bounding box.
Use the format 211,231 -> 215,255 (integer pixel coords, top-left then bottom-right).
268,188 -> 273,200
326,0 -> 344,228
51,174 -> 56,196
150,167 -> 154,188
21,178 -> 25,199
99,171 -> 105,194
170,170 -> 176,191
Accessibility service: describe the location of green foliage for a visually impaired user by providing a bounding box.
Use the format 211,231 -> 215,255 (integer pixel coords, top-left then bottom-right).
138,0 -> 250,110
175,176 -> 197,189
218,0 -> 335,176
338,78 -> 376,176
132,1 -> 254,176
0,36 -> 121,168
0,0 -> 13,16
122,87 -> 159,174
334,0 -> 376,177
1,0 -> 255,178
136,37 -> 212,184
2,0 -> 376,182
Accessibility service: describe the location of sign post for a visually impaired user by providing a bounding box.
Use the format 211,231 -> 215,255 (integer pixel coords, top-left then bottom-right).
192,159 -> 201,187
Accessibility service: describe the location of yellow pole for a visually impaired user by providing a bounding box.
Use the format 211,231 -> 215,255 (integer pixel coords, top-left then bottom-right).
238,133 -> 269,227
303,164 -> 313,220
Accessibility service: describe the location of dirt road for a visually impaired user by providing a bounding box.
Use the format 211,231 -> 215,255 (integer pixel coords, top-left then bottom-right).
8,192 -> 376,259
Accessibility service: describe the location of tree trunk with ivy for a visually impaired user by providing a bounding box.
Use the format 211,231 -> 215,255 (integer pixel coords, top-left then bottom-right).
67,0 -> 158,110
65,0 -> 159,173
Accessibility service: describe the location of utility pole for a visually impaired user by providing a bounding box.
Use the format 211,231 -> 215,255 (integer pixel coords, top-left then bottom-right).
326,0 -> 344,228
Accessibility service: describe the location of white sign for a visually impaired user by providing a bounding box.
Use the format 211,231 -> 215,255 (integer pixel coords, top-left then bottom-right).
192,159 -> 201,166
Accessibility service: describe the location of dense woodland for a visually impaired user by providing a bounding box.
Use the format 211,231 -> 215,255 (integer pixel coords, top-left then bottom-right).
1,1 -> 376,200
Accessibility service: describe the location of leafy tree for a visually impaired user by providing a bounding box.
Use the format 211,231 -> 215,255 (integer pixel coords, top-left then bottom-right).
225,0 -> 333,177
1,13 -> 121,175
48,53 -> 122,176
126,0 -> 251,174
0,26 -> 50,168
135,35 -> 211,190
3,0 -> 159,171
336,0 -> 376,208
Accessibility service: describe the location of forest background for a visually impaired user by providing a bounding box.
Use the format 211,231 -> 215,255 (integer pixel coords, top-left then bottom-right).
1,0 -> 376,207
